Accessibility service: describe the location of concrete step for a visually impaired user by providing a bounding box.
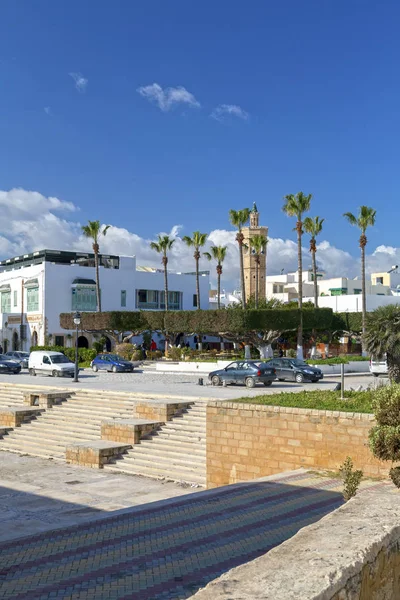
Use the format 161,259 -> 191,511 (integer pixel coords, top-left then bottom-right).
150,430 -> 206,443
128,449 -> 205,466
5,431 -> 100,445
0,439 -> 66,457
104,462 -> 205,485
138,439 -> 206,455
28,421 -> 101,434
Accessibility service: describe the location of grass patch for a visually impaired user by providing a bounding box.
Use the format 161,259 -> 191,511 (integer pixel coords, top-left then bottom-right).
233,390 -> 374,413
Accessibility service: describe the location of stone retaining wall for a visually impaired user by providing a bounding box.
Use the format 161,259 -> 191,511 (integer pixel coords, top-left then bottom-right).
206,401 -> 388,488
190,485 -> 400,599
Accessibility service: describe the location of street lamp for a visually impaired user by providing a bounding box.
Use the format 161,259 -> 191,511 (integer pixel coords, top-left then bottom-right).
73,312 -> 81,382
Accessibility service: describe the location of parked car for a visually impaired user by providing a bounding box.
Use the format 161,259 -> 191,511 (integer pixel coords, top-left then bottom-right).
208,360 -> 276,388
91,354 -> 135,373
0,355 -> 21,374
266,358 -> 323,383
28,351 -> 75,377
5,351 -> 30,368
369,355 -> 388,377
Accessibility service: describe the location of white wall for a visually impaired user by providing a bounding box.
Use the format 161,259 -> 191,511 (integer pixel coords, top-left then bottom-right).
304,294 -> 400,312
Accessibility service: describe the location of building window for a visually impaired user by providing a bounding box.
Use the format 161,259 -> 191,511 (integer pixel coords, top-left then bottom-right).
193,294 -> 198,307
354,288 -> 362,295
27,287 -> 39,312
376,277 -> 384,285
160,291 -> 182,310
72,286 -> 97,311
136,290 -> 159,309
13,291 -> 17,307
330,288 -> 348,296
55,335 -> 64,347
121,290 -> 126,307
1,292 -> 11,313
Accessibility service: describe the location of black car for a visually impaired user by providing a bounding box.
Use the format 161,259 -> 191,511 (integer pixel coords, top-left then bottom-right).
208,360 -> 276,388
0,354 -> 22,374
266,358 -> 323,383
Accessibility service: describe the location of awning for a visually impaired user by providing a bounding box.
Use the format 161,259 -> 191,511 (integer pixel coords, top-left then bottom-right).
0,284 -> 10,292
24,278 -> 39,288
72,278 -> 96,287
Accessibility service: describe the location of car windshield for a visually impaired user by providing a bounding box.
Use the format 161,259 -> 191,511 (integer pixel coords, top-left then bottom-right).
50,355 -> 71,364
0,355 -> 11,361
107,355 -> 124,362
18,352 -> 29,358
289,359 -> 308,367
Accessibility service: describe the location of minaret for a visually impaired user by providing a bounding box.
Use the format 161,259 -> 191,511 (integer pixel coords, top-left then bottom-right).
242,203 -> 268,302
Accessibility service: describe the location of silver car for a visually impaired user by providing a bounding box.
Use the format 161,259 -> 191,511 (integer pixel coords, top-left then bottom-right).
5,351 -> 30,368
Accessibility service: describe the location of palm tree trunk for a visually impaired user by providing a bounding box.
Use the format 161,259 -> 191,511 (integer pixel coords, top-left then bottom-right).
387,352 -> 400,384
255,258 -> 259,309
94,249 -> 101,312
239,237 -> 246,308
297,224 -> 303,359
195,254 -> 201,310
163,256 -> 169,311
217,267 -> 221,310
312,248 -> 318,308
361,241 -> 366,354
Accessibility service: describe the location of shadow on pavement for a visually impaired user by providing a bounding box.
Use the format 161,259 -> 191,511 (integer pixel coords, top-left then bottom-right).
0,474 -> 343,600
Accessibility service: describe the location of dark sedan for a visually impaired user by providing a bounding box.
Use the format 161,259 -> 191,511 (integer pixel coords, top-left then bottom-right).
0,355 -> 22,374
5,351 -> 29,368
208,360 -> 276,388
266,358 -> 323,383
91,354 -> 134,373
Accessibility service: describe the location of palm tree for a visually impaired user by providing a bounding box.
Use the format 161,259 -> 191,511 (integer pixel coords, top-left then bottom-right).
364,304 -> 400,383
204,245 -> 228,309
303,216 -> 324,308
343,206 -> 376,350
229,208 -> 250,308
182,231 -> 208,309
282,192 -> 312,359
81,220 -> 110,312
150,235 -> 175,311
249,234 -> 268,308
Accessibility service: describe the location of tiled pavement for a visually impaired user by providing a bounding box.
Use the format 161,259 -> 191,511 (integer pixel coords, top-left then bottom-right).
0,471 -> 387,600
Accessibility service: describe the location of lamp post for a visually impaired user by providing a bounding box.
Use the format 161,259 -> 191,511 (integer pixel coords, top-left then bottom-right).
73,312 -> 81,382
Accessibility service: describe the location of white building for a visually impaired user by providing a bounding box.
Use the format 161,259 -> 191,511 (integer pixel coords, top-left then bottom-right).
0,249 -> 209,352
265,269 -> 400,313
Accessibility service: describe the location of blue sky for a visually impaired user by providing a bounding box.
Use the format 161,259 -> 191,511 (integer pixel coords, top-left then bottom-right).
1,0 -> 400,284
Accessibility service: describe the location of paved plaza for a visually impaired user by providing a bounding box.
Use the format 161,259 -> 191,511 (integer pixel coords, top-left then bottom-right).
0,470 -> 388,600
0,369 -> 375,400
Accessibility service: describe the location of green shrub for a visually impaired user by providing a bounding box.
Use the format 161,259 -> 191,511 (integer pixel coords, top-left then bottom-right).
30,345 -> 97,365
131,349 -> 144,361
147,350 -> 162,361
369,383 -> 400,487
166,347 -> 182,361
339,457 -> 363,501
115,343 -> 134,360
286,349 -> 296,358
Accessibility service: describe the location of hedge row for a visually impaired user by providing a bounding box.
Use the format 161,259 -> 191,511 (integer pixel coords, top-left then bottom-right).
30,346 -> 97,364
60,308 -> 333,335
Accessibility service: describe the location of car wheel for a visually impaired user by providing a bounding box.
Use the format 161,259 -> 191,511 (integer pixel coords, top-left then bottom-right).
29,368 -> 36,376
295,373 -> 304,383
92,365 -> 98,372
112,365 -> 118,373
373,373 -> 379,378
263,381 -> 272,386
52,370 -> 58,378
211,375 -> 221,386
245,377 -> 255,388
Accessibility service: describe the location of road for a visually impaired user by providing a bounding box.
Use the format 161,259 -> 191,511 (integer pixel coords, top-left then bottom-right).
0,367 -> 381,400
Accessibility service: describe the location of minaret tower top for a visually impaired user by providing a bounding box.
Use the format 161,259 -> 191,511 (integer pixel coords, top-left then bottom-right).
250,202 -> 259,228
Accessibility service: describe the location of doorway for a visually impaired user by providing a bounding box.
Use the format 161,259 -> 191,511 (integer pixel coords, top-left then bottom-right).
77,335 -> 89,349
12,331 -> 19,351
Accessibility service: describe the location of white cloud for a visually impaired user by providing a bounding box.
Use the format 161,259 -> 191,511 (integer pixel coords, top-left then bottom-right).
44,107 -> 51,115
137,83 -> 200,112
69,72 -> 88,93
211,104 -> 249,122
0,188 -> 397,292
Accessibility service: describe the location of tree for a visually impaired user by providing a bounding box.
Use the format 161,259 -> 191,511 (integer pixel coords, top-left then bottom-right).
81,220 -> 110,312
182,231 -> 208,309
343,206 -> 376,352
249,234 -> 268,308
364,304 -> 400,383
368,383 -> 400,488
204,245 -> 228,309
229,208 -> 250,308
303,216 -> 324,308
282,192 -> 312,359
150,235 -> 175,311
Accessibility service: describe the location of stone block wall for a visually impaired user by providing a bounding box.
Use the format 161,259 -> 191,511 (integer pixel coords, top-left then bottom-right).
66,442 -> 131,468
101,419 -> 162,445
135,402 -> 192,422
207,401 -> 388,488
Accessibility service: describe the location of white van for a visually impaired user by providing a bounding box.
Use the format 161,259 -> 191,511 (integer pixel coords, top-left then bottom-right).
369,355 -> 388,377
28,351 -> 76,378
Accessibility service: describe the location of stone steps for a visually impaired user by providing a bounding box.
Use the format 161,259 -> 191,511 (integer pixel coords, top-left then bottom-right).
104,403 -> 207,486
